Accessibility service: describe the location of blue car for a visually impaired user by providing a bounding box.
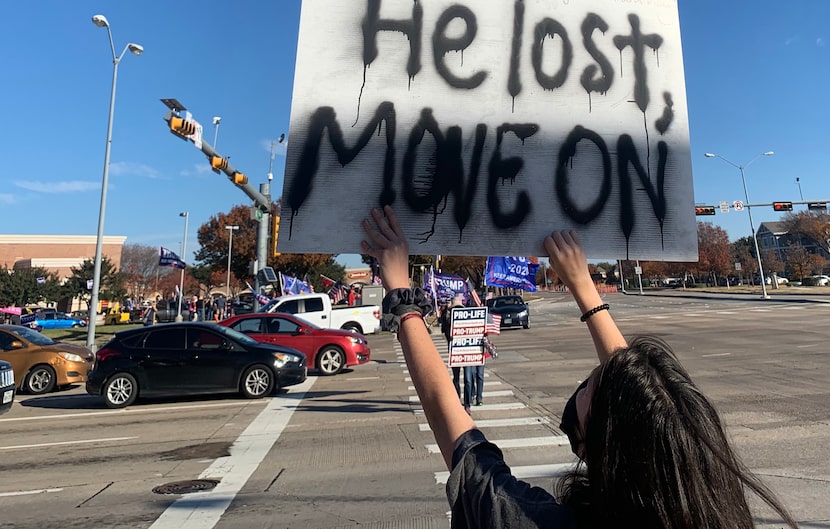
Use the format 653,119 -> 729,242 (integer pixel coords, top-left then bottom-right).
35,312 -> 87,330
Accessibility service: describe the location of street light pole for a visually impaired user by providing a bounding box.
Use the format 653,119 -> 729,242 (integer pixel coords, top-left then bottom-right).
86,15 -> 143,349
175,212 -> 189,322
796,177 -> 804,201
704,151 -> 774,299
225,225 -> 239,298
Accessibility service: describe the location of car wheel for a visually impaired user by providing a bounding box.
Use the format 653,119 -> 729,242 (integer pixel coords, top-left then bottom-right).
240,365 -> 274,398
24,365 -> 57,394
317,346 -> 345,376
341,323 -> 362,334
103,373 -> 138,408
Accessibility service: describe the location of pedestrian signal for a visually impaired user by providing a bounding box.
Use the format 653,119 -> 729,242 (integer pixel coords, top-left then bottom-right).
772,202 -> 793,212
695,205 -> 716,216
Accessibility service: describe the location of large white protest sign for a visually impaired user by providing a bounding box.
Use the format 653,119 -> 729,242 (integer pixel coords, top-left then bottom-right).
280,0 -> 696,261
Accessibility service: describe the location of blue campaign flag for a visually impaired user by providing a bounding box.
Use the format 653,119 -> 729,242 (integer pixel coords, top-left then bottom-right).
281,273 -> 313,296
159,247 -> 186,269
424,268 -> 469,305
484,256 -> 540,292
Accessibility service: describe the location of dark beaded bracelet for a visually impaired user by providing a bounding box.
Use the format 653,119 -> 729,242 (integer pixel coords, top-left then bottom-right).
580,303 -> 610,322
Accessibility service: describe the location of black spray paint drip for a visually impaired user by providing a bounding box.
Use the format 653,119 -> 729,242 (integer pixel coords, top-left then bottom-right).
507,0 -> 525,113
618,135 -> 668,257
580,13 -> 614,113
614,14 -> 663,114
487,124 -> 538,230
432,5 -> 487,90
654,92 -> 674,135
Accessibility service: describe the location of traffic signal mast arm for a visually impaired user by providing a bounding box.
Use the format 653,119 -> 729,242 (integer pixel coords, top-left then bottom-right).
163,108 -> 270,213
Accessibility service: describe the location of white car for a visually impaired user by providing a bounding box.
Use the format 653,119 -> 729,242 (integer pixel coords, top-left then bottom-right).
764,276 -> 788,285
809,275 -> 830,286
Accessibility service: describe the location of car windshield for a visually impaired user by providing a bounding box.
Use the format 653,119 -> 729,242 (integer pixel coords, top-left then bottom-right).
11,326 -> 55,346
213,324 -> 260,346
495,297 -> 522,307
258,299 -> 279,313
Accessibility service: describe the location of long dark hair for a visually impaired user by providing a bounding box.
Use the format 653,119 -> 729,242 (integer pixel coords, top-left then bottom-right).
557,335 -> 798,529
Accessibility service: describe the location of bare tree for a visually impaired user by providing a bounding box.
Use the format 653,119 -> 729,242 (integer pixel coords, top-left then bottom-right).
121,244 -> 170,301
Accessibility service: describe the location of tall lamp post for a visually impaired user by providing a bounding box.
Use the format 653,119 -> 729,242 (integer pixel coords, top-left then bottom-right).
86,15 -> 143,349
704,151 -> 774,299
175,212 -> 189,322
225,225 -> 240,298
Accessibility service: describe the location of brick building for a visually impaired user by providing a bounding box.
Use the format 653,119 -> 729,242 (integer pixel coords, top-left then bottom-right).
0,235 -> 126,280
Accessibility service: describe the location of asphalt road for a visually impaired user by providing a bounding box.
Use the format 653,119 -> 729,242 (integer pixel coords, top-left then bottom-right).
1,292 -> 828,529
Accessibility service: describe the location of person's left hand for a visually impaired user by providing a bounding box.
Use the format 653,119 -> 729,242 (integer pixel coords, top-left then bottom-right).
361,206 -> 410,290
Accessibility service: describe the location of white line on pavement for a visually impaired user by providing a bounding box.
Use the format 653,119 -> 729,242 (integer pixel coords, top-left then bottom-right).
0,488 -> 63,498
0,436 -> 137,451
148,377 -> 316,529
0,401 -> 265,423
409,390 -> 513,402
701,353 -> 732,358
418,415 -> 545,431
408,381 -> 502,391
425,435 -> 569,453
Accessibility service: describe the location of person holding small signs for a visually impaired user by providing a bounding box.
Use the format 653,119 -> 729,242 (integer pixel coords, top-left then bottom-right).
361,206 -> 797,529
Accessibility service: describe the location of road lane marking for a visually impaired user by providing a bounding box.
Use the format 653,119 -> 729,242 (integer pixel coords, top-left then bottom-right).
419,415 -> 546,431
426,435 -> 569,453
344,376 -> 379,381
148,377 -> 316,529
0,436 -> 137,451
435,462 -> 576,484
0,488 -> 63,497
0,401 -> 266,423
408,381 -> 502,391
701,353 -> 732,358
409,390 -> 513,403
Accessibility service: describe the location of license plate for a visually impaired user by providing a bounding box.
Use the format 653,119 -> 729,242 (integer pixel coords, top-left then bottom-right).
2,390 -> 12,404
503,318 -> 512,324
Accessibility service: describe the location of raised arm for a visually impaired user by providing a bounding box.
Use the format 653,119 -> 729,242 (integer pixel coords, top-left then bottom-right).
362,206 -> 475,469
544,231 -> 627,363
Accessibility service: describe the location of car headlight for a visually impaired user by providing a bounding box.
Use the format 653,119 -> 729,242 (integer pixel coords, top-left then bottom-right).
517,310 -> 528,317
348,336 -> 366,345
273,352 -> 301,367
59,352 -> 86,362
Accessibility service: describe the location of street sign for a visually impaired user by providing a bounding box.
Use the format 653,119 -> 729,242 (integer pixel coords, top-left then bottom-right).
733,200 -> 745,211
719,201 -> 730,214
634,266 -> 643,275
735,262 -> 741,271
192,121 -> 203,149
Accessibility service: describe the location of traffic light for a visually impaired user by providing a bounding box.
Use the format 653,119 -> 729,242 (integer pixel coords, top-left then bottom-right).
772,202 -> 793,212
807,202 -> 827,213
169,116 -> 196,138
231,172 -> 247,185
695,205 -> 716,216
273,215 -> 281,256
210,156 -> 228,173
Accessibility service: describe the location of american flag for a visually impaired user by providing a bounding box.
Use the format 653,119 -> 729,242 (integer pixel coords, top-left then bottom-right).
485,313 -> 502,335
467,278 -> 482,306
329,281 -> 347,304
320,274 -> 336,289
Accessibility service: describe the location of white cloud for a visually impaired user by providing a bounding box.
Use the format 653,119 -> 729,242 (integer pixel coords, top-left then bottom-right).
14,181 -> 100,193
180,164 -> 213,177
785,36 -> 798,46
817,37 -> 825,47
0,194 -> 15,204
109,161 -> 161,179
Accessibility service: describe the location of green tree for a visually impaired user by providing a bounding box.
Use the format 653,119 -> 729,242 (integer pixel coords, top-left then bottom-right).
63,257 -> 125,309
0,267 -> 62,307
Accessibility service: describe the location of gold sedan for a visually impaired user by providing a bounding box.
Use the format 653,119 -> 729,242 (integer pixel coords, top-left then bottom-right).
0,325 -> 94,394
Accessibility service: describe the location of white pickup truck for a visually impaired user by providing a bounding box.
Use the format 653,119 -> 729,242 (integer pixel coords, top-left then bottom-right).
260,293 -> 382,335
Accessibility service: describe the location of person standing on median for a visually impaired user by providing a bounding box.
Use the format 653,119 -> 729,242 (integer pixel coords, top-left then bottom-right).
360,205 -> 798,529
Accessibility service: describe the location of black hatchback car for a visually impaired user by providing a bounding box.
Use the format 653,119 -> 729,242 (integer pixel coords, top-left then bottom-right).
486,295 -> 530,329
86,322 -> 306,409
0,360 -> 15,414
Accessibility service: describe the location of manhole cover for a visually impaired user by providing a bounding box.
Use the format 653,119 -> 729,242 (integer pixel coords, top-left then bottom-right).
153,479 -> 220,495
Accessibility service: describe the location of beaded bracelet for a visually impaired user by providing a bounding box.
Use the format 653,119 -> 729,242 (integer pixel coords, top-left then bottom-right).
580,303 -> 610,322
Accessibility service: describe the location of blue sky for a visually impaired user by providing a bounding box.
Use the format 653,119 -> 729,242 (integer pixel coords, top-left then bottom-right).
2,1 -> 828,269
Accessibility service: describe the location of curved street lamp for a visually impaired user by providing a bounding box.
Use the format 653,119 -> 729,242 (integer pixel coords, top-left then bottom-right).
86,15 -> 143,348
704,151 -> 774,299
176,212 -> 189,322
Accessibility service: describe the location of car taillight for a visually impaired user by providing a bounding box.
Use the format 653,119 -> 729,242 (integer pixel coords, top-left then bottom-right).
373,308 -> 380,320
95,347 -> 119,362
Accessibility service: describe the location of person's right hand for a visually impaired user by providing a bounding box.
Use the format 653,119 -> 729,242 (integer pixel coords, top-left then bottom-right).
361,206 -> 411,290
543,230 -> 592,291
